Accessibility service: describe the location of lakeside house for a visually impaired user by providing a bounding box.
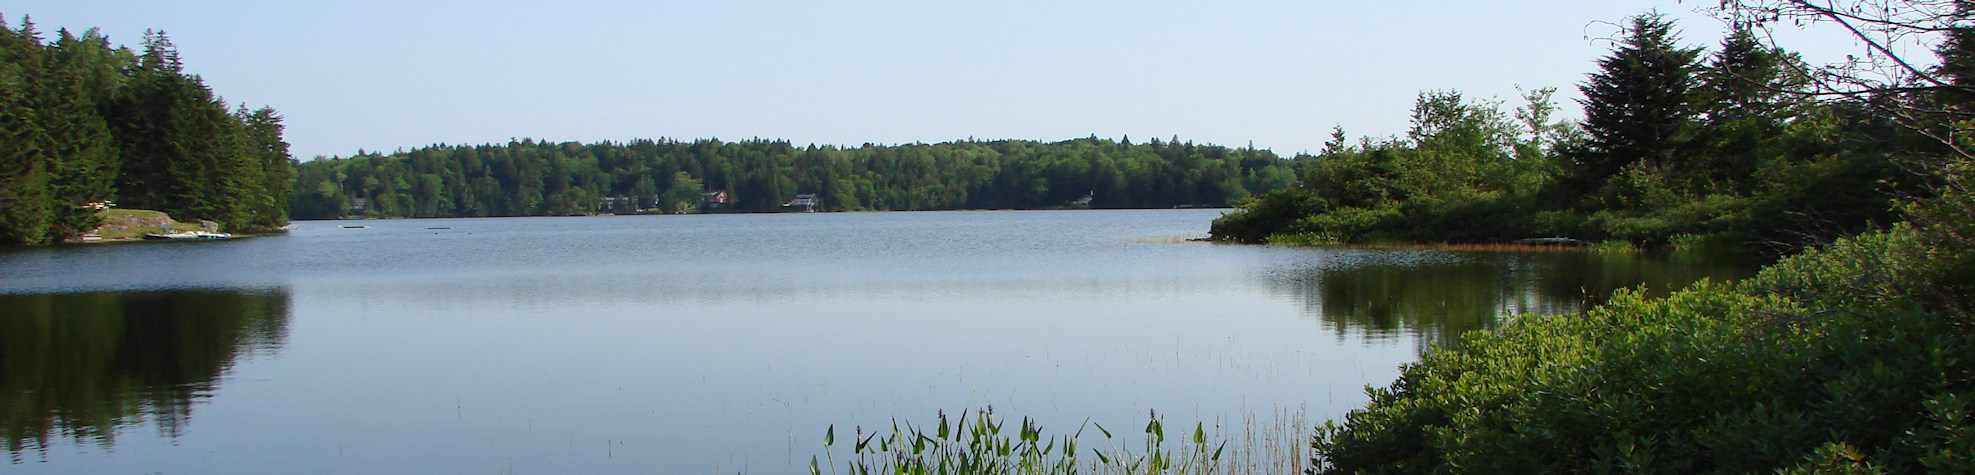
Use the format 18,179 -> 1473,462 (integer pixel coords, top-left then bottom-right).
784,194 -> 818,212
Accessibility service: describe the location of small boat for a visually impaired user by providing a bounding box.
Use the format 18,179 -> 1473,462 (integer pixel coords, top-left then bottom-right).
342,225 -> 370,229
144,231 -> 234,240
425,226 -> 452,230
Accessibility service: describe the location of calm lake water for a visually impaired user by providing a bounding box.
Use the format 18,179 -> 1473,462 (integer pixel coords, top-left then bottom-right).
0,209 -> 1756,473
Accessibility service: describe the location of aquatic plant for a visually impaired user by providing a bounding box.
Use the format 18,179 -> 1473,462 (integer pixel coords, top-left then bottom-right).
816,407 -> 1308,475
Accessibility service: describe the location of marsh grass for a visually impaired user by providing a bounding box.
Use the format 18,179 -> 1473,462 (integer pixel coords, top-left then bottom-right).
1585,240 -> 1638,253
815,407 -> 1308,475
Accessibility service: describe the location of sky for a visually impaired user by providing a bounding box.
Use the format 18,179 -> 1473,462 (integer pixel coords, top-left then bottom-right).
9,1 -> 1893,160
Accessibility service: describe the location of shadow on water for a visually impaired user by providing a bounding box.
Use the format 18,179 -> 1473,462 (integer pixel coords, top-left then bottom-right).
1270,248 -> 1763,350
0,288 -> 291,462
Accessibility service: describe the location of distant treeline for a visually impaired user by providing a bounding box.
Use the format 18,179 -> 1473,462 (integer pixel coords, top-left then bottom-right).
289,137 -> 1298,219
0,17 -> 292,244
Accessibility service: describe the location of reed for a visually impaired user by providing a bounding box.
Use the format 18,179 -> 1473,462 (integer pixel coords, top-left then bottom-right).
814,407 -> 1308,475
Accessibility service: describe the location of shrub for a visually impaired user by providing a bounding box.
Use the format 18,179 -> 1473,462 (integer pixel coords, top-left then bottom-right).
1310,224 -> 1975,473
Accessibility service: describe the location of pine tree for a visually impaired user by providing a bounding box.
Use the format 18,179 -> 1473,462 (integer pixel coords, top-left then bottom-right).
1705,29 -> 1786,116
0,83 -> 54,244
108,30 -> 262,229
0,15 -> 54,244
238,106 -> 291,229
1566,13 -> 1702,204
1936,1 -> 1975,110
1689,27 -> 1791,193
35,30 -> 120,240
0,19 -> 291,243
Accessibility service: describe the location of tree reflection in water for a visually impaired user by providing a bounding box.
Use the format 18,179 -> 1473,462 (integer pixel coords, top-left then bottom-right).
1270,248 -> 1760,350
0,289 -> 290,461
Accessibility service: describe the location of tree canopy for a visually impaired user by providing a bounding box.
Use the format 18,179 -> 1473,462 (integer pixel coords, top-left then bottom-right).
1211,13 -> 1910,251
0,17 -> 292,244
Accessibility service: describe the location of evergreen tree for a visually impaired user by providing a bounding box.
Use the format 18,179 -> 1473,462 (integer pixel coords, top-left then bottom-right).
1565,13 -> 1702,206
1701,28 -> 1787,121
1687,27 -> 1792,193
107,30 -> 268,230
36,30 -> 119,239
1936,0 -> 1975,110
0,15 -> 55,244
237,106 -> 292,228
0,18 -> 290,244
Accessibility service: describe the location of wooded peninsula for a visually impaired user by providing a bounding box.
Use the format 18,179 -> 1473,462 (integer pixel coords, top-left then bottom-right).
0,21 -> 289,245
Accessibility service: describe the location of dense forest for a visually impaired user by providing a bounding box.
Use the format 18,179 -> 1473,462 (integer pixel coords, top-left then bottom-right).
0,16 -> 292,245
1212,15 -> 1913,251
1297,6 -> 1975,473
289,137 -> 1297,219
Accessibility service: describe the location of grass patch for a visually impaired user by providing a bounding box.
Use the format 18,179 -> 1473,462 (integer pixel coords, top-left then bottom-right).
1262,232 -> 1341,246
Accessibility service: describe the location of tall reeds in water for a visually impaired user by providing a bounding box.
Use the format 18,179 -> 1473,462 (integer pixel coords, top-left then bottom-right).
815,406 -> 1308,474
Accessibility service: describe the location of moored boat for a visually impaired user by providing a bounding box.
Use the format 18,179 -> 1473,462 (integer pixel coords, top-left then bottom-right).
144,231 -> 234,240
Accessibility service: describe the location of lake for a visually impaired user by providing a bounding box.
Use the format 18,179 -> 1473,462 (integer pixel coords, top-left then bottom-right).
0,209 -> 1756,473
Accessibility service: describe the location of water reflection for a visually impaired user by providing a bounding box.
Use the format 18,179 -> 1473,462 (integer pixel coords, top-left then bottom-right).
0,289 -> 290,461
1272,249 -> 1760,349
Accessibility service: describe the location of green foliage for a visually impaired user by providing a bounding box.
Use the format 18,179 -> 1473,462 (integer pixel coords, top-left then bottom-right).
1211,14 -> 1900,250
104,30 -> 279,232
1743,223 -> 1973,316
0,17 -> 291,244
1296,10 -> 1975,471
660,171 -> 702,213
1211,190 -> 1329,243
1568,12 -> 1703,199
287,136 -> 1296,219
1214,91 -> 1548,244
1309,224 -> 1975,473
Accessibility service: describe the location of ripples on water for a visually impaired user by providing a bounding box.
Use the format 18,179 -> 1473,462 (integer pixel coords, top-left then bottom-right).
0,210 -> 1754,473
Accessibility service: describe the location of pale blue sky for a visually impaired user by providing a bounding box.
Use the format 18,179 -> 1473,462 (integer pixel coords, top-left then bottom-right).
12,1 -> 1878,160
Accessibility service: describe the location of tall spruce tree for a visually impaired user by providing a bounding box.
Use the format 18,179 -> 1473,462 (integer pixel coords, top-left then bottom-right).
238,106 -> 291,228
1565,13 -> 1702,205
1689,27 -> 1792,192
36,29 -> 120,239
1937,1 -> 1975,111
0,15 -> 54,244
1702,28 -> 1787,121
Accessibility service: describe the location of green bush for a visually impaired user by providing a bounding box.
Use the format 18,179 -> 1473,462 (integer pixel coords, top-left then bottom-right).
1310,224 -> 1975,473
1210,190 -> 1331,244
